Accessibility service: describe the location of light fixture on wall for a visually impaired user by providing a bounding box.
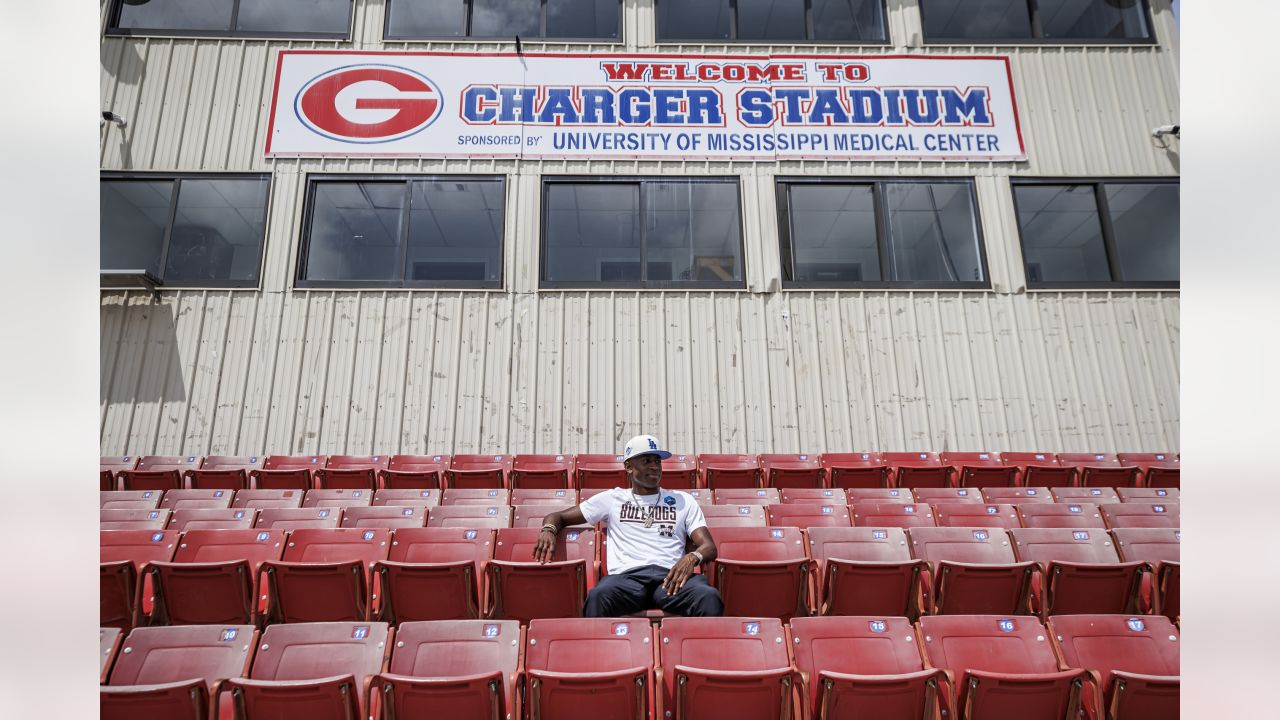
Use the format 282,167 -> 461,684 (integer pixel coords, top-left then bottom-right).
101,111 -> 128,128
1151,124 -> 1180,139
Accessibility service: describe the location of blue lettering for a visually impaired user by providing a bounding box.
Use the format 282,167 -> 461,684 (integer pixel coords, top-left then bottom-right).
738,89 -> 773,126
498,87 -> 536,122
653,89 -> 685,125
883,88 -> 905,125
775,89 -> 809,124
537,88 -> 580,124
808,89 -> 849,125
463,87 -> 497,122
581,89 -> 616,124
903,89 -> 941,125
618,89 -> 651,124
941,88 -> 991,125
848,89 -> 883,124
686,89 -> 723,125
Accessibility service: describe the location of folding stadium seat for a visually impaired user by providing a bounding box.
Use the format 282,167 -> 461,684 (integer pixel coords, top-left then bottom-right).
100,529 -> 180,630
158,489 -> 234,511
167,508 -> 257,532
686,487 -> 714,505
378,454 -> 450,489
1116,487 -> 1180,503
100,490 -> 162,510
101,624 -> 256,720
513,504 -> 579,529
759,453 -> 825,488
511,453 -> 574,489
579,487 -> 609,501
886,452 -> 951,489
933,503 -> 1020,529
1015,502 -> 1107,529
1058,452 -> 1140,488
766,503 -> 852,529
781,487 -> 848,505
259,528 -> 391,624
845,487 -> 915,503
822,452 -> 890,489
1049,614 -> 1180,720
1117,453 -> 1180,488
912,487 -> 983,505
446,454 -> 513,489
118,456 -> 202,491
219,621 -> 390,720
805,527 -> 926,619
1157,562 -> 1180,622
253,507 -> 341,530
1009,528 -> 1146,618
441,487 -> 511,505
574,453 -> 627,489
250,455 -> 326,490
918,615 -> 1089,720
101,560 -> 141,631
699,453 -> 763,489
943,452 -> 1018,488
101,509 -> 172,531
523,617 -> 655,720
789,616 -> 949,720
314,454 -> 389,490
302,488 -> 374,509
1051,486 -> 1120,504
1003,452 -> 1076,488
230,489 -> 303,510
716,487 -> 781,506
101,529 -> 181,568
374,528 -> 494,622
981,486 -> 1054,504
486,527 -> 598,623
185,456 -> 263,491
370,620 -> 521,720
907,527 -> 1036,615
1101,503 -> 1179,529
512,487 -> 578,506
101,456 -> 140,491
660,453 -> 698,488
710,526 -> 812,621
427,504 -> 512,528
850,502 -> 936,529
657,617 -> 803,720
145,529 -> 286,626
371,488 -> 440,508
1112,528 -> 1181,621
339,505 -> 427,529
701,504 -> 767,528
100,627 -> 122,683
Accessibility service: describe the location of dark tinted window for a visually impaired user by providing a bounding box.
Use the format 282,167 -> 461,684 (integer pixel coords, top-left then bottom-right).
548,0 -> 621,38
1014,185 -> 1111,283
101,180 -> 173,277
921,0 -> 1152,41
407,180 -> 505,283
1038,0 -> 1150,39
386,0 -> 619,39
657,0 -> 731,40
1106,183 -> 1178,282
657,0 -> 887,42
737,0 -> 806,41
471,0 -> 540,37
812,0 -> 887,42
236,0 -> 352,34
386,0 -> 466,36
921,0 -> 1033,39
883,183 -> 984,283
785,184 -> 880,282
110,0 -> 351,36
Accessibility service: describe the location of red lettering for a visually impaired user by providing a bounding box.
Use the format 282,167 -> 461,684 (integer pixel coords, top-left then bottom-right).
600,62 -> 651,81
298,67 -> 438,139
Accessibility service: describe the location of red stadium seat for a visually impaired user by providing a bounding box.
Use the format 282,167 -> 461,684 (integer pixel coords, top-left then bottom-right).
251,455 -> 326,490
158,489 -> 234,511
981,486 -> 1053,504
574,453 -> 628,489
253,507 -> 340,530
716,487 -> 781,506
1009,528 -> 1145,618
314,455 -> 389,490
371,488 -> 440,508
657,617 -> 803,720
100,490 -> 163,510
186,456 -> 262,491
1116,487 -> 1179,503
701,504 -> 768,528
790,616 -> 949,720
378,454 -> 450,490
850,503 -> 936,529
1050,486 -> 1120,504
118,455 -> 201,491
302,488 -> 374,509
699,453 -> 762,489
513,504 -> 572,528
886,452 -> 950,489
101,456 -> 140,491
806,527 -> 926,619
918,615 -> 1088,719
486,527 -> 598,623
780,487 -> 848,505
230,489 -> 304,510
100,529 -> 180,630
375,528 -> 494,622
259,528 -> 391,624
512,488 -> 578,506
447,454 -> 513,489
759,453 -> 825,489
101,529 -> 180,569
1049,614 -> 1180,720
1112,528 -> 1180,617
933,503 -> 1020,529
911,487 -> 982,505
845,487 -> 915,503
822,452 -> 890,489
1059,453 -> 1140,488
1117,453 -> 1180,488
765,503 -> 852,529
426,504 -> 512,528
148,529 -> 286,626
100,561 -> 140,631
907,527 -> 1035,615
686,488 -> 714,505
339,506 -> 427,529
101,509 -> 172,531
579,487 -> 609,501
101,624 -> 256,720
1003,452 -> 1075,488
220,621 -> 389,720
1157,562 -> 1180,622
660,453 -> 698,489
1101,503 -> 1179,529
370,620 -> 520,720
1015,502 -> 1106,529
511,454 -> 573,489
101,627 -> 123,683
943,452 -> 1017,488
710,526 -> 812,621
167,508 -> 257,531
524,618 -> 655,720
441,487 -> 511,505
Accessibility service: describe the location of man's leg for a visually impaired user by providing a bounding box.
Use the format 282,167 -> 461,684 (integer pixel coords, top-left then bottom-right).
652,574 -> 724,617
583,570 -> 653,617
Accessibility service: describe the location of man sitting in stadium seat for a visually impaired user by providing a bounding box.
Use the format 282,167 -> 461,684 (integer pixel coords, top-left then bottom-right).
534,434 -> 723,617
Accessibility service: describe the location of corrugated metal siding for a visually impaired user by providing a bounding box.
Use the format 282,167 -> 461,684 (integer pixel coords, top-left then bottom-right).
99,1 -> 1181,456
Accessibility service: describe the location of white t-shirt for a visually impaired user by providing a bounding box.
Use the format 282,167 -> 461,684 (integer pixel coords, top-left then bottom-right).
579,488 -> 707,574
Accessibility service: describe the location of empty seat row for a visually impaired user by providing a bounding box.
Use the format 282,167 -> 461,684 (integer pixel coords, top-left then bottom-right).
102,451 -> 1180,491
99,487 -> 583,511
101,615 -> 1179,720
688,485 -> 1177,505
703,501 -> 1179,531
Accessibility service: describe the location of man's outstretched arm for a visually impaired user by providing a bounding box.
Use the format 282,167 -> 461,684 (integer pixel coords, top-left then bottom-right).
532,505 -> 587,563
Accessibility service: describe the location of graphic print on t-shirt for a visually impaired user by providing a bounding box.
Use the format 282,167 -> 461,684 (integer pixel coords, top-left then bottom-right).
619,501 -> 678,537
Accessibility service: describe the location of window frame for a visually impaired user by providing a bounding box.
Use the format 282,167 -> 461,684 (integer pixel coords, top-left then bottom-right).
918,0 -> 1157,45
653,0 -> 890,45
539,176 -> 748,291
1010,176 -> 1179,291
296,174 -> 508,291
383,0 -> 625,42
100,171 -> 272,290
776,177 -> 992,291
105,0 -> 354,40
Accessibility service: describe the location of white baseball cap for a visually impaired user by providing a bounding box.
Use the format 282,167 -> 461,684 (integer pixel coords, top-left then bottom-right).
622,434 -> 672,462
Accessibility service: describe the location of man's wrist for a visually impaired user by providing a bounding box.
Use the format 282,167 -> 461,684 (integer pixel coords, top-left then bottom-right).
540,523 -> 558,534
688,550 -> 705,564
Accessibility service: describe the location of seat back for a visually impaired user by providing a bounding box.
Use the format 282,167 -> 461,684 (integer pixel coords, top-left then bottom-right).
513,505 -> 570,528
685,488 -> 714,505
659,454 -> 698,489
102,456 -> 140,475
148,529 -> 285,627
981,486 -> 1054,504
1050,487 -> 1120,504
441,488 -> 511,505
137,456 -> 202,473
908,527 -> 1033,615
942,451 -> 1017,487
1111,528 -> 1181,566
487,528 -> 598,621
378,528 -> 493,621
230,489 -> 304,509
698,454 -> 762,489
1049,614 -> 1180,719
447,454 -> 513,489
1117,452 -> 1180,488
188,456 -> 263,490
821,452 -> 889,489
657,617 -> 797,720
932,503 -> 1020,529
885,452 -> 949,489
1002,452 -> 1075,487
512,488 -> 579,506
254,455 -> 325,491
908,527 -> 1018,566
172,529 -> 287,571
700,504 -> 767,528
100,529 -> 180,569
315,455 -> 388,490
765,503 -> 852,528
280,528 -> 391,571
759,453 -> 825,488
851,503 -> 936,528
264,529 -> 391,624
380,454 -> 450,489
253,507 -> 341,530
1059,452 -> 1140,487
301,488 -> 374,509
262,455 -> 327,471
1016,502 -> 1106,529
326,455 -> 390,471
168,508 -> 257,531
427,505 -> 512,528
1010,528 -> 1142,615
101,509 -> 172,531
805,526 -> 922,617
911,487 -> 982,505
388,527 -> 495,566
1116,487 -> 1179,502
1101,503 -> 1180,529
100,490 -> 163,510
120,456 -> 201,491
107,624 -> 256,687
525,618 -> 655,720
377,620 -> 521,720
710,526 -> 810,621
339,506 -> 428,529
371,488 -> 440,508
235,621 -> 389,719
159,489 -> 235,511
845,487 -> 915,503
574,454 -> 628,489
715,487 -> 781,506
511,454 -> 573,489
780,488 -> 848,505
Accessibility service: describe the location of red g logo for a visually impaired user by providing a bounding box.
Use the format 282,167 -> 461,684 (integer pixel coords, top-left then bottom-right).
295,64 -> 441,143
